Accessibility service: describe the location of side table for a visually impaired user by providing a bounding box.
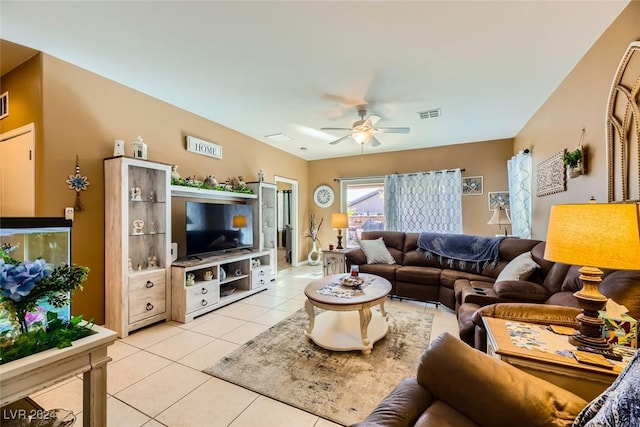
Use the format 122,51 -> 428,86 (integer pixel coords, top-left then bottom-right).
483,317 -> 633,401
0,324 -> 117,427
321,249 -> 348,276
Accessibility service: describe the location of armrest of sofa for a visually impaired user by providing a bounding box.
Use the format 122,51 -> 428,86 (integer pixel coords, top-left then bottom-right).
344,247 -> 367,267
351,378 -> 434,427
471,303 -> 581,329
493,280 -> 550,302
416,333 -> 587,427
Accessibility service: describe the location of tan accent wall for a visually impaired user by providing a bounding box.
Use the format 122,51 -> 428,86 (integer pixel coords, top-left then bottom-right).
515,1 -> 640,239
6,54 -> 307,323
307,138 -> 514,250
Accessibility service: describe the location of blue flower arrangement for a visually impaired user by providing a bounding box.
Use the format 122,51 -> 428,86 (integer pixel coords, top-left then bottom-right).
0,246 -> 93,364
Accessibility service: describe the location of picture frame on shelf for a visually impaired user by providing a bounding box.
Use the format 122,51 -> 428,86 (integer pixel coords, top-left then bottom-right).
462,176 -> 483,195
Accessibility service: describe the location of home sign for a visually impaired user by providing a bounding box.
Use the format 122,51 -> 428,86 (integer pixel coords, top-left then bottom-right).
186,135 -> 223,159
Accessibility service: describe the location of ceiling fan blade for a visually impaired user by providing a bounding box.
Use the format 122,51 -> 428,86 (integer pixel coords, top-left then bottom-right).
376,127 -> 410,134
321,127 -> 354,131
329,135 -> 353,145
369,136 -> 382,147
368,115 -> 381,126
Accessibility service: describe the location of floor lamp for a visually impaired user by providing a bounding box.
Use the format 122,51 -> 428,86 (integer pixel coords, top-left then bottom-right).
543,203 -> 640,349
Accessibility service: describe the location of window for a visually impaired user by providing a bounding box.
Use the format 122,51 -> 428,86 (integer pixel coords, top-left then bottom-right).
340,178 -> 385,246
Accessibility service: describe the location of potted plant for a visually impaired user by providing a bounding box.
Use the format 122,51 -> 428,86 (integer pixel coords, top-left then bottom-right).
563,148 -> 583,178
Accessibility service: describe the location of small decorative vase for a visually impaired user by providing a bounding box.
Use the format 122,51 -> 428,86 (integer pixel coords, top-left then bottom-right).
308,240 -> 321,266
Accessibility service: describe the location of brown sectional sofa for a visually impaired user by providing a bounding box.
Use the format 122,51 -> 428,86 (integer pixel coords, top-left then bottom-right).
461,266 -> 640,351
345,231 -> 640,350
345,231 -> 557,310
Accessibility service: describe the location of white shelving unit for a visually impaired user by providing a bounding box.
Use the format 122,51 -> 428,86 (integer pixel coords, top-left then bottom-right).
171,250 -> 271,323
248,182 -> 277,280
104,157 -> 172,338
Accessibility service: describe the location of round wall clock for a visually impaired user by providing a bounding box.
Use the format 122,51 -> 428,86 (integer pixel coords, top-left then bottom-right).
313,185 -> 335,208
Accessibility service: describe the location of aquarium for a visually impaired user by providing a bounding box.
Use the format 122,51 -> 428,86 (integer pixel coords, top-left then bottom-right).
0,217 -> 73,333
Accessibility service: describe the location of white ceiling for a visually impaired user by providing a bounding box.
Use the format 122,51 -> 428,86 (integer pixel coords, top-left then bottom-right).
1,1 -> 630,161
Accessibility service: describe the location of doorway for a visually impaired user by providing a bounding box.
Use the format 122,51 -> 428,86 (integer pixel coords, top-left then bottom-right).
1,123 -> 35,216
274,175 -> 299,270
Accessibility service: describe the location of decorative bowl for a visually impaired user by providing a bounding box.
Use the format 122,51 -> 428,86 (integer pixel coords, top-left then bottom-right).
220,284 -> 236,297
340,276 -> 365,288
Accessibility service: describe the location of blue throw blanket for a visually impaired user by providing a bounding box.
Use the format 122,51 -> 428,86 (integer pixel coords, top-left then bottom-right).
417,232 -> 505,271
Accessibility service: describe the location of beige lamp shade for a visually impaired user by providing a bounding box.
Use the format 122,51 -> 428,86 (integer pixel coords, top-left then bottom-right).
543,203 -> 640,270
232,215 -> 248,228
487,208 -> 511,226
331,213 -> 349,229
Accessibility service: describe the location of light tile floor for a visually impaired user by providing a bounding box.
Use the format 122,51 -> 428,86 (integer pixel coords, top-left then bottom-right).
30,265 -> 459,426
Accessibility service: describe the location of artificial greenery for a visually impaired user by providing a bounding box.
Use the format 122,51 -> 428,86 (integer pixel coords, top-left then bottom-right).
0,312 -> 95,364
0,246 -> 93,364
0,249 -> 89,334
563,148 -> 582,168
170,177 -> 253,194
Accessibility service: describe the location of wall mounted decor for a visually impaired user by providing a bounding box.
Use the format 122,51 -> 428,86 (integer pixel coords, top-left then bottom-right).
564,128 -> 587,179
66,155 -> 90,210
536,151 -> 566,197
488,191 -> 510,211
607,41 -> 640,202
462,176 -> 483,195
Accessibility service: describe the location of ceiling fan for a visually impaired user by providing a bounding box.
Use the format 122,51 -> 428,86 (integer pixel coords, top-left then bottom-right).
321,109 -> 410,147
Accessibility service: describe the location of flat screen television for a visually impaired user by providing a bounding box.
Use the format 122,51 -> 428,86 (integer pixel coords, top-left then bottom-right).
186,201 -> 254,258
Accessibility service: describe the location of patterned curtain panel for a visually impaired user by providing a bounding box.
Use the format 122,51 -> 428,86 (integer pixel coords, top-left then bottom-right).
507,151 -> 532,238
384,169 -> 462,233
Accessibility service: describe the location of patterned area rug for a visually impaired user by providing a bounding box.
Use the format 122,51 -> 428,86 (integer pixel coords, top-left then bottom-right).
204,306 -> 433,426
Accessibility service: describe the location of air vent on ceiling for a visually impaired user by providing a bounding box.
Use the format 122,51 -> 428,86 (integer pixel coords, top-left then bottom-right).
265,133 -> 291,142
418,108 -> 441,120
0,92 -> 8,120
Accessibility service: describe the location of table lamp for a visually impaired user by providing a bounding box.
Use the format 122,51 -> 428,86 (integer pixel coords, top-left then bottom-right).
232,215 -> 248,244
543,203 -> 640,349
487,206 -> 511,236
331,213 -> 349,250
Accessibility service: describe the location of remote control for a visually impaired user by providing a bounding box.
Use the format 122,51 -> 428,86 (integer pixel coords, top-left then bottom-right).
576,346 -> 623,361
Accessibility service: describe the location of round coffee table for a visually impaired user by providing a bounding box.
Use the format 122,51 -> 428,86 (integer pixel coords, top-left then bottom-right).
304,273 -> 392,355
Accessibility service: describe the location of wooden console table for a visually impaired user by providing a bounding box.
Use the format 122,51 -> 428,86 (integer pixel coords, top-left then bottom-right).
0,324 -> 117,427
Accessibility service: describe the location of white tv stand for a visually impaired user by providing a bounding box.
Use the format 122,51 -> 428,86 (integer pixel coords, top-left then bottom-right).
171,249 -> 271,323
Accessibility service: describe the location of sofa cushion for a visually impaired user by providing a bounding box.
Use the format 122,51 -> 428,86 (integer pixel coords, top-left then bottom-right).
358,264 -> 399,284
415,400 -> 479,427
352,378 -> 434,427
418,333 -> 587,427
496,251 -> 540,282
359,237 -> 396,264
396,266 -> 441,285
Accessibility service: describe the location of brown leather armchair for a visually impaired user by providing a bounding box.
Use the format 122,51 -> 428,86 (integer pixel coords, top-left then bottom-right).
352,332 -> 587,427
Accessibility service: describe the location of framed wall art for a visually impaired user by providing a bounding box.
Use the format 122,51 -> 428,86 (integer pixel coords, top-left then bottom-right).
536,151 -> 566,197
462,176 -> 483,195
488,191 -> 510,211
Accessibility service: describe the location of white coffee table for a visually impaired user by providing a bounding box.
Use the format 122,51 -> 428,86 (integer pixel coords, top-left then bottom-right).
304,273 -> 392,354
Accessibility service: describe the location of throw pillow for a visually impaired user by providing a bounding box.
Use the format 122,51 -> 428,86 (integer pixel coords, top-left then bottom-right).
495,251 -> 540,282
359,237 -> 396,265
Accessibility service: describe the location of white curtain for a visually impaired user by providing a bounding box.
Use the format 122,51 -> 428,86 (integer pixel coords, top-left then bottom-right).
507,150 -> 532,238
384,169 -> 462,233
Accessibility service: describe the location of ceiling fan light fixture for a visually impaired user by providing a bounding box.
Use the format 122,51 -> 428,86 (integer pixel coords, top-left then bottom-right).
353,131 -> 371,144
